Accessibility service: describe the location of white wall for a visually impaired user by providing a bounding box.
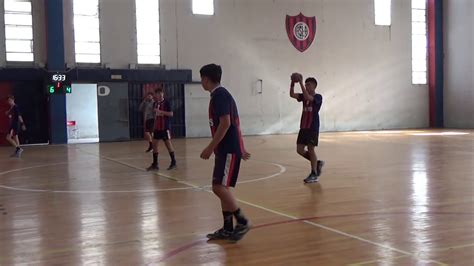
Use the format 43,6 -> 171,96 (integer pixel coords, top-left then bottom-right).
66,83 -> 99,142
161,0 -> 429,136
2,0 -> 430,136
444,0 -> 474,128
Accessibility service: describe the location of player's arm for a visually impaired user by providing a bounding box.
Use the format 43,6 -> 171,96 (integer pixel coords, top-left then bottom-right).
290,81 -> 299,99
19,115 -> 26,130
157,103 -> 173,117
201,115 -> 231,159
299,80 -> 314,102
209,115 -> 231,150
158,110 -> 173,117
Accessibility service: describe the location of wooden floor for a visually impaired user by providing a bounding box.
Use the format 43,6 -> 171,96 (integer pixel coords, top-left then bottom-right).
0,129 -> 473,265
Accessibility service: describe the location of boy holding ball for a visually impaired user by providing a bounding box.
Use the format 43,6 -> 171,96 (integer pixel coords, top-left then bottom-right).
289,73 -> 324,183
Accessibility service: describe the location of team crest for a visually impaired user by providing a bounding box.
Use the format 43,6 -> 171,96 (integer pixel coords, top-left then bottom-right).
285,13 -> 317,52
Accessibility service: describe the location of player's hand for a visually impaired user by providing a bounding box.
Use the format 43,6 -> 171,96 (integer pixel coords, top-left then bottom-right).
200,146 -> 213,160
242,151 -> 251,161
21,125 -> 26,131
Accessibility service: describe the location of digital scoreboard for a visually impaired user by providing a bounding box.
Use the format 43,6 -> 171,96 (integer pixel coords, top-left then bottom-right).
47,72 -> 72,94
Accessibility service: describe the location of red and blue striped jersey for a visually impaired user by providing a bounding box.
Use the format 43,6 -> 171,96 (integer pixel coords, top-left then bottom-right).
154,100 -> 171,131
209,87 -> 244,156
297,93 -> 323,131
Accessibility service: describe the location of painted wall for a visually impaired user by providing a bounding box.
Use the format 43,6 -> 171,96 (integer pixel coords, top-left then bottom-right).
162,0 -> 429,136
2,0 -> 431,137
443,0 -> 474,128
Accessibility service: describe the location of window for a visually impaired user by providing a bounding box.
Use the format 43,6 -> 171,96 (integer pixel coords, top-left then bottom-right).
192,0 -> 214,16
73,0 -> 101,63
374,0 -> 391,26
136,0 -> 160,64
4,0 -> 34,62
411,0 -> 427,84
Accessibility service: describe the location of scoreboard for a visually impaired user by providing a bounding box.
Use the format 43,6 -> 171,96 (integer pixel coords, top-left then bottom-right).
47,72 -> 72,94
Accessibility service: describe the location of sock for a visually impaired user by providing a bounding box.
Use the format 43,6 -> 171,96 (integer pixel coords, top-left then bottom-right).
15,147 -> 20,151
169,152 -> 176,164
223,211 -> 234,232
311,169 -> 316,175
148,142 -> 153,149
153,153 -> 158,165
233,208 -> 248,226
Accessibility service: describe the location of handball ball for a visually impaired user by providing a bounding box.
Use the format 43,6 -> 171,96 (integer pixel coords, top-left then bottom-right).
291,73 -> 302,82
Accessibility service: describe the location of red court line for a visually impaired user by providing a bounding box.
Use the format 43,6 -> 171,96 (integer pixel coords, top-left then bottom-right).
155,211 -> 474,263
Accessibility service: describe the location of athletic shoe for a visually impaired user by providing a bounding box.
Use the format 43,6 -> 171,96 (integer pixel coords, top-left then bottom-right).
303,173 -> 319,183
146,164 -> 159,171
229,223 -> 251,242
207,228 -> 233,240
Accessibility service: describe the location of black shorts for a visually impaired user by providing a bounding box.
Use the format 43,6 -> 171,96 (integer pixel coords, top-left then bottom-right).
9,123 -> 19,137
297,129 -> 319,146
213,153 -> 242,187
145,119 -> 155,133
153,130 -> 171,141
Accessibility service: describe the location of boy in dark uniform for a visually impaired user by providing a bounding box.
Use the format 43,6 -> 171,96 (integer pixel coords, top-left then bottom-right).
5,96 -> 26,158
146,88 -> 177,171
289,73 -> 324,183
199,64 -> 251,242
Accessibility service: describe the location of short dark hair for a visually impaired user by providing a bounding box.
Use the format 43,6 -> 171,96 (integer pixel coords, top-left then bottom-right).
7,95 -> 14,100
155,88 -> 164,94
305,77 -> 318,87
200,64 -> 222,83
147,92 -> 154,96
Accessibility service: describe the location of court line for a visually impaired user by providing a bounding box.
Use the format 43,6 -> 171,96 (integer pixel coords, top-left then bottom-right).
24,151 -> 447,265
0,153 -> 286,194
434,243 -> 474,252
141,171 -> 448,265
347,255 -> 410,266
79,149 -> 287,189
0,161 -> 192,193
156,210 -> 473,263
140,170 -> 448,265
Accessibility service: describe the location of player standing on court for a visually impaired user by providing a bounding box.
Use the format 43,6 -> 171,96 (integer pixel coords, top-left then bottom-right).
139,92 -> 156,152
146,88 -> 177,171
289,73 -> 325,183
5,95 -> 26,158
199,63 -> 251,242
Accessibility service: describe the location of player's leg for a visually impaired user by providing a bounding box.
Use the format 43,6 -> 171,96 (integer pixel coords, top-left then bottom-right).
296,144 -> 310,160
304,131 -> 323,183
13,134 -> 23,158
5,129 -> 17,148
146,131 -> 160,171
163,131 -> 177,170
144,119 -> 154,152
207,154 -> 249,242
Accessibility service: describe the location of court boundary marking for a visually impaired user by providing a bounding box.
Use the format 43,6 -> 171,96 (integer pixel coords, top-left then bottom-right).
0,150 -> 461,265
98,154 -> 449,265
0,153 -> 286,194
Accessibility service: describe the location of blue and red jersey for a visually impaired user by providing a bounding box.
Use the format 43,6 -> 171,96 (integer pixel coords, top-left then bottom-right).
209,87 -> 244,156
297,93 -> 323,131
154,100 -> 171,131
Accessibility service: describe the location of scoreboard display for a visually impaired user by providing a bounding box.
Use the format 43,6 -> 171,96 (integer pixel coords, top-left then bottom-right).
47,72 -> 72,94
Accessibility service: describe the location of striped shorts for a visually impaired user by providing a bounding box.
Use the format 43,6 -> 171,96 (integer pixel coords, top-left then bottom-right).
213,153 -> 242,187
